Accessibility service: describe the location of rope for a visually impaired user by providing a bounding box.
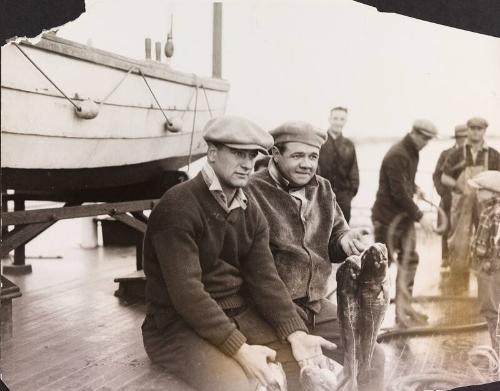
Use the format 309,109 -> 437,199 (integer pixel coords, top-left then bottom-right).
14,42 -> 81,111
201,85 -> 213,118
99,66 -> 135,105
136,68 -> 172,127
377,321 -> 487,341
187,78 -> 200,172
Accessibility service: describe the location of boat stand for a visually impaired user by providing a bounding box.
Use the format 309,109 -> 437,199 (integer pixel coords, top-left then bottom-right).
1,197 -> 159,275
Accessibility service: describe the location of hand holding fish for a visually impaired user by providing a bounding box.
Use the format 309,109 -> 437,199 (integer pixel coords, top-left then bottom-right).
287,331 -> 337,369
340,228 -> 372,256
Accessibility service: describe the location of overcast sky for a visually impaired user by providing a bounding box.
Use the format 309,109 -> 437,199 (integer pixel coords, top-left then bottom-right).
56,0 -> 500,139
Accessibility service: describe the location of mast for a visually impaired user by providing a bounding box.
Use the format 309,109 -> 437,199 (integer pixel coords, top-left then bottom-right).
212,2 -> 222,78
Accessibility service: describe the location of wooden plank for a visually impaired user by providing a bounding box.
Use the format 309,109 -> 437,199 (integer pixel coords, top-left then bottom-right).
1,221 -> 55,256
112,214 -> 147,233
2,199 -> 159,226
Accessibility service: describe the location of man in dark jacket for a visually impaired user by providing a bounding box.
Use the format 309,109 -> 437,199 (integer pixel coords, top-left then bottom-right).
247,121 -> 385,391
372,119 -> 436,328
142,116 -> 336,391
432,124 -> 468,268
318,107 -> 359,222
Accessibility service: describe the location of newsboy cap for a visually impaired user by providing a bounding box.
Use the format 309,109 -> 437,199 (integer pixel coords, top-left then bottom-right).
453,124 -> 468,138
203,116 -> 273,154
412,119 -> 438,138
467,170 -> 500,193
270,121 -> 327,149
466,117 -> 489,129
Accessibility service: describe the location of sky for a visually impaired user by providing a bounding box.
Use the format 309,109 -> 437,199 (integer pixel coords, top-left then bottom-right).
52,0 -> 500,140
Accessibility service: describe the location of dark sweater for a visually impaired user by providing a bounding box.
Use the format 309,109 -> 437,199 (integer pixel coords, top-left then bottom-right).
443,144 -> 500,179
372,134 -> 423,225
246,169 -> 349,305
143,173 -> 307,356
318,134 -> 359,196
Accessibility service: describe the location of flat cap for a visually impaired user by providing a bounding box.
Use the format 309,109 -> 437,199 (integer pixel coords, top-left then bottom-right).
466,117 -> 489,129
203,115 -> 273,154
468,170 -> 500,193
270,121 -> 327,149
412,119 -> 438,138
453,124 -> 468,138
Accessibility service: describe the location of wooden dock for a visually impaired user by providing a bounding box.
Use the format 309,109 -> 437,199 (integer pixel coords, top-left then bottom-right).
1,226 -> 494,390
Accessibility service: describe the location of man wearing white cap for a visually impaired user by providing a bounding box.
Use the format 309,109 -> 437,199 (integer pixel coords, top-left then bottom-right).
441,117 -> 499,289
432,124 -> 468,269
247,121 -> 385,391
371,119 -> 437,327
142,116 -> 336,391
468,170 -> 500,352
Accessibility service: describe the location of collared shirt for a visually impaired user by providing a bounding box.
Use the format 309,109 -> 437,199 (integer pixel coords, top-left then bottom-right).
201,164 -> 248,213
470,196 -> 500,275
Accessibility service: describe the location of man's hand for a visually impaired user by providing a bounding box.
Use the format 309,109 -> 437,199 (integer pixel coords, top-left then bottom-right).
418,214 -> 434,235
415,186 -> 426,201
233,343 -> 279,388
340,227 -> 371,256
287,331 -> 337,369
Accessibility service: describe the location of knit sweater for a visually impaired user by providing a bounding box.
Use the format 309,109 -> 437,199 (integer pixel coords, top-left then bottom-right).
372,134 -> 422,225
143,173 -> 307,356
246,169 -> 349,305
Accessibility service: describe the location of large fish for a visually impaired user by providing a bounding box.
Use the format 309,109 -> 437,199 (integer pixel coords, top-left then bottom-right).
336,255 -> 362,390
357,243 -> 390,385
300,358 -> 339,391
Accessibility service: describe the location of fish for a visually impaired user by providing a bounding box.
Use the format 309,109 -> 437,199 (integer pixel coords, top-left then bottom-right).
357,243 -> 390,385
299,358 -> 339,391
336,255 -> 362,390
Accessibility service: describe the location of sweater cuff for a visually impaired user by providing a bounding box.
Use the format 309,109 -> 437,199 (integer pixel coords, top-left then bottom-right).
274,316 -> 309,340
219,329 -> 247,356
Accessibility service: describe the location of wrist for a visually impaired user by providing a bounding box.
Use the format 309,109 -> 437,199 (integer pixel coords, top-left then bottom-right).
286,330 -> 307,344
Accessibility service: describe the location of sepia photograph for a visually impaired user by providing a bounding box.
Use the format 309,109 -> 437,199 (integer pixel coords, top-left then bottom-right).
1,1 -> 500,390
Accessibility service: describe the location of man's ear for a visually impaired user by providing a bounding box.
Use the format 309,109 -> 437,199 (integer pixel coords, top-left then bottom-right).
271,146 -> 280,163
207,143 -> 217,163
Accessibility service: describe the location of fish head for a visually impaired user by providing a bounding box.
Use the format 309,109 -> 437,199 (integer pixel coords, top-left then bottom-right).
360,242 -> 389,282
336,257 -> 361,294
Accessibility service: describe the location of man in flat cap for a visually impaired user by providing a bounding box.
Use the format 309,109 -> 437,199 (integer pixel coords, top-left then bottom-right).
441,117 -> 500,289
432,124 -> 468,269
468,171 -> 500,352
318,106 -> 359,223
247,121 -> 385,391
371,119 -> 436,327
142,116 -> 336,391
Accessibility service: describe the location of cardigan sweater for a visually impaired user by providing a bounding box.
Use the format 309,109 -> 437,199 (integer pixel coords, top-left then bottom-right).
143,173 -> 307,357
372,134 -> 423,225
246,169 -> 349,308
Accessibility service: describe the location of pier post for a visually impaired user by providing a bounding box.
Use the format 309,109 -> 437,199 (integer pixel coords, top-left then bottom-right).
212,2 -> 222,78
3,198 -> 32,274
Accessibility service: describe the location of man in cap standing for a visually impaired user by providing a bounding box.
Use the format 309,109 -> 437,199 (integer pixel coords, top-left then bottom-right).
468,171 -> 500,352
432,124 -> 468,269
371,119 -> 436,327
318,107 -> 359,223
247,121 -> 385,391
441,117 -> 500,287
142,116 -> 336,391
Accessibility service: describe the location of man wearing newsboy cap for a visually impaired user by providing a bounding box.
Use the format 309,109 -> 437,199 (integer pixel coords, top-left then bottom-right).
372,119 -> 437,328
142,116 -> 336,391
247,120 -> 385,391
432,124 -> 468,269
441,117 -> 500,291
468,171 -> 500,352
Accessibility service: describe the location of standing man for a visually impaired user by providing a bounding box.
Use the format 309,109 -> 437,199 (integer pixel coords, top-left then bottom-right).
371,119 -> 436,328
432,124 -> 468,269
468,171 -> 500,353
441,117 -> 500,283
318,106 -> 359,222
142,116 -> 336,391
247,121 -> 385,391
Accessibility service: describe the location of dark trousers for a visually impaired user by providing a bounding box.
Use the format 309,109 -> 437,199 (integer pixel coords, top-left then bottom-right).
336,191 -> 354,223
373,218 -> 419,316
142,299 -> 384,391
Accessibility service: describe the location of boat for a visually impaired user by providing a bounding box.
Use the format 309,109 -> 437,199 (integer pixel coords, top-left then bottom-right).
1,32 -> 229,202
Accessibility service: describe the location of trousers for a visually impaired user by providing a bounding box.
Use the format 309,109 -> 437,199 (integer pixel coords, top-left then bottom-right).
142,299 -> 384,391
477,272 -> 500,352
